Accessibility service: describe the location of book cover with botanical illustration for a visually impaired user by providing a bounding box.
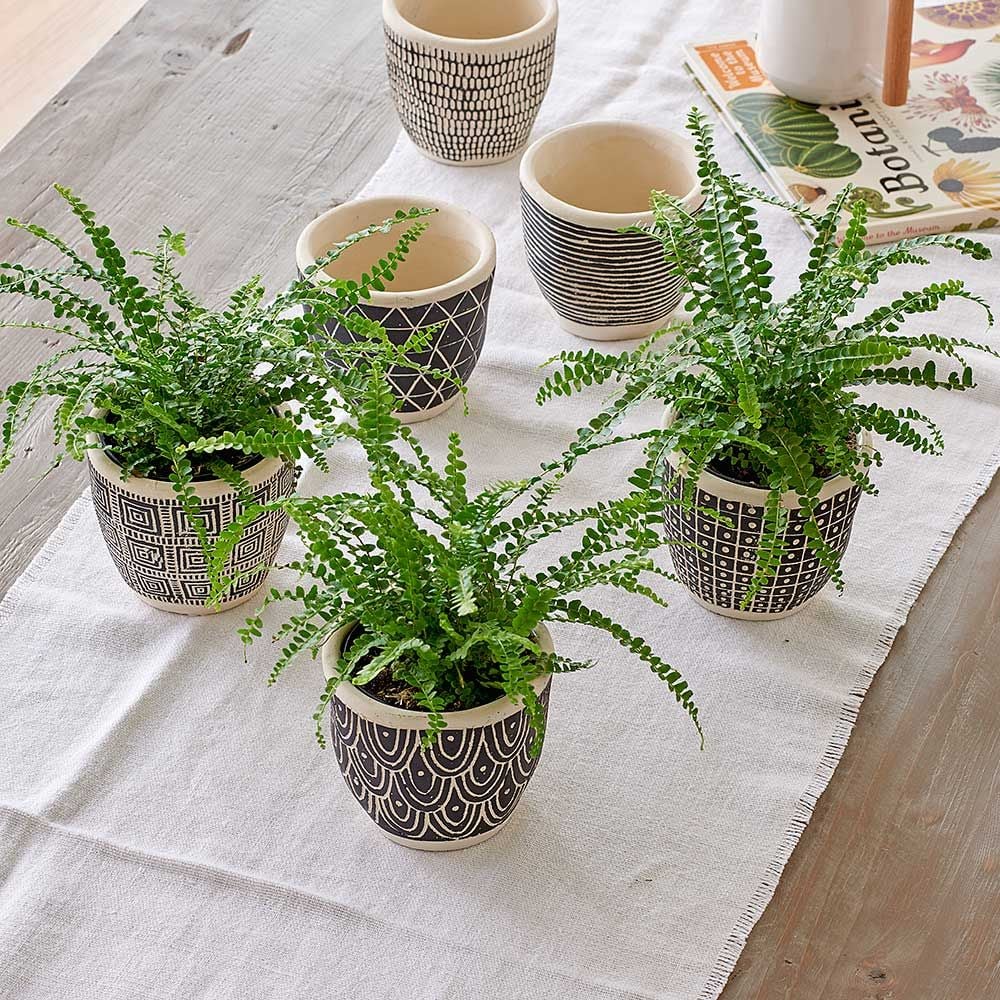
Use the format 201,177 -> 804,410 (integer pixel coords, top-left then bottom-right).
685,2 -> 1000,243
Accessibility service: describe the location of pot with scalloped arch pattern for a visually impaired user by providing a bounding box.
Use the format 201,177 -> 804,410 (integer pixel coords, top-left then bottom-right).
322,622 -> 553,851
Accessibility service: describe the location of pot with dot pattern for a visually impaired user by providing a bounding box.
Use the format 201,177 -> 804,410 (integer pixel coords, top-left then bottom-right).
322,622 -> 553,850
382,0 -> 558,165
659,408 -> 871,620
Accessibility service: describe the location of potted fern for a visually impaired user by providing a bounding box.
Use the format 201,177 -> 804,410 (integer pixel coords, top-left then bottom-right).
0,186 -> 433,613
216,373 -> 700,850
538,109 -> 996,620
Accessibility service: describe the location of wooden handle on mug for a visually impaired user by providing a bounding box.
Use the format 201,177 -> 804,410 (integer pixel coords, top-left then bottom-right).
882,0 -> 914,106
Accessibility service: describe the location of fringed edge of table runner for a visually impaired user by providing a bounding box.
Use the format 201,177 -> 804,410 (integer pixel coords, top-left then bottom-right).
699,439 -> 1000,999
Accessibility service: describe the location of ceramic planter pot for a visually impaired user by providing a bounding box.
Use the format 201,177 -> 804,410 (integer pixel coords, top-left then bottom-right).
520,121 -> 703,340
87,436 -> 297,614
382,0 -> 558,165
297,196 -> 496,422
659,410 -> 871,620
323,623 -> 553,850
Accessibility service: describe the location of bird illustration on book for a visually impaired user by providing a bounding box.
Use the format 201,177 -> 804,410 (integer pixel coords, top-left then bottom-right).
923,125 -> 1000,155
911,38 -> 976,68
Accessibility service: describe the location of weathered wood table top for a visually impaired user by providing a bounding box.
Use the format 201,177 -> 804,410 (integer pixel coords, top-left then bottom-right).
1,2 -> 997,996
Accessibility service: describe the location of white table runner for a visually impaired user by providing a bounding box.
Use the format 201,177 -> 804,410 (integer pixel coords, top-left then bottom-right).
3,2 -> 1000,998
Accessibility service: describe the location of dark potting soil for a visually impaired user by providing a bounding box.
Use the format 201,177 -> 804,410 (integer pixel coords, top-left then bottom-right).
341,626 -> 435,711
344,626 -> 538,714
98,408 -> 267,481
363,671 -> 432,712
706,451 -> 771,489
706,435 -> 857,489
102,438 -> 263,483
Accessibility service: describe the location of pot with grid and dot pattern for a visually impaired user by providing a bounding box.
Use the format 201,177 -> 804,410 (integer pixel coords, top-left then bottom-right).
659,415 -> 870,620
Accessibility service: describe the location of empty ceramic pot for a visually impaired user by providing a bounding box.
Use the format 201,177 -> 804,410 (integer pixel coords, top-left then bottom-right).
520,121 -> 703,340
296,196 -> 496,422
324,622 -> 553,850
87,439 -> 297,614
659,408 -> 870,620
382,0 -> 558,165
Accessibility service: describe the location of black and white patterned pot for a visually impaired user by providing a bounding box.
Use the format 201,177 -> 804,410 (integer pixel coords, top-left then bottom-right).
297,196 -> 496,422
87,444 -> 297,615
382,0 -> 557,165
323,623 -> 553,851
659,413 -> 870,620
520,121 -> 703,340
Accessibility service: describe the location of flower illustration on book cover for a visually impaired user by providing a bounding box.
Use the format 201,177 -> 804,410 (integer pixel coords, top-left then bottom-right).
905,72 -> 1000,132
933,157 -> 1000,206
920,1 -> 1000,30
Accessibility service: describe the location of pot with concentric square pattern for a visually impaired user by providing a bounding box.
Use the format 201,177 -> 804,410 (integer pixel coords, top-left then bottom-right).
323,622 -> 553,850
382,0 -> 558,165
87,432 -> 297,614
297,196 -> 496,422
659,408 -> 871,620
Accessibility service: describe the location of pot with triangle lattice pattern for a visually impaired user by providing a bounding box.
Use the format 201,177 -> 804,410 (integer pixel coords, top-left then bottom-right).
296,196 -> 496,422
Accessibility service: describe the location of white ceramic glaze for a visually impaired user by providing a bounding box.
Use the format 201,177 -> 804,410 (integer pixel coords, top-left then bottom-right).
383,0 -> 558,51
756,0 -> 888,104
297,196 -> 496,422
519,121 -> 703,340
383,0 -> 558,165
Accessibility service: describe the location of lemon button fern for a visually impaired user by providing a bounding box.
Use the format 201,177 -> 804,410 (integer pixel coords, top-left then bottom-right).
214,372 -> 701,755
0,188 -> 435,492
538,108 -> 996,607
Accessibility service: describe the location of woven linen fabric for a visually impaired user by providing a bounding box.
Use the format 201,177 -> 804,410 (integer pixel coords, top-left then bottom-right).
3,2 -> 1000,999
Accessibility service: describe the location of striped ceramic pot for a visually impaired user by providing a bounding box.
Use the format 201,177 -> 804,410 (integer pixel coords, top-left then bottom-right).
520,121 -> 703,340
323,623 -> 553,851
382,0 -> 558,165
659,410 -> 870,620
87,442 -> 297,615
297,196 -> 496,422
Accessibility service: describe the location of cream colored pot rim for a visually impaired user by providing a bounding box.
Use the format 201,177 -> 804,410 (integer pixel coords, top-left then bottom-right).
295,195 -> 497,309
382,0 -> 558,51
519,120 -> 704,230
85,408 -> 286,500
660,405 -> 874,508
322,621 -> 553,731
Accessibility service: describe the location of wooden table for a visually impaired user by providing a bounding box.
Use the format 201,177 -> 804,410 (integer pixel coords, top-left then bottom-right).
1,3 -> 997,996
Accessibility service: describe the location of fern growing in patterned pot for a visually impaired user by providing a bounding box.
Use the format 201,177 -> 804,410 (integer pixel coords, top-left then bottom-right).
213,372 -> 701,850
537,109 -> 997,620
0,186 -> 434,613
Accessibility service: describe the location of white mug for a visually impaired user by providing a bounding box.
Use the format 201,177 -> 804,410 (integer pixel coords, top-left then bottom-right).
756,0 -> 890,105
